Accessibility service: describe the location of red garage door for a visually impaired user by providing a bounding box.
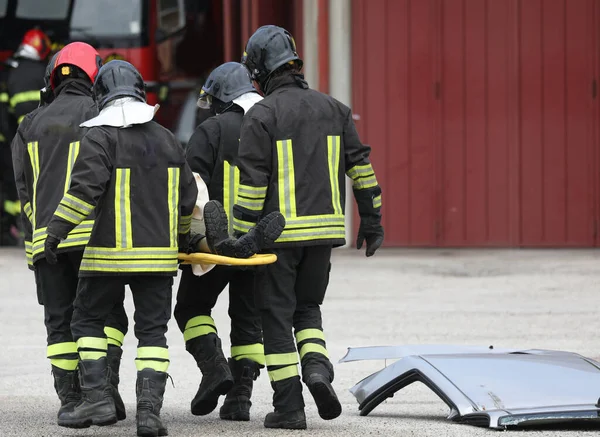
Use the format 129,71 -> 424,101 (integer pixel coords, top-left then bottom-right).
352,0 -> 598,247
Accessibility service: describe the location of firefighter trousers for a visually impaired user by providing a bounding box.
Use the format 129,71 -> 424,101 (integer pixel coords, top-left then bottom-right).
35,250 -> 129,371
174,265 -> 264,364
71,275 -> 173,372
254,245 -> 334,412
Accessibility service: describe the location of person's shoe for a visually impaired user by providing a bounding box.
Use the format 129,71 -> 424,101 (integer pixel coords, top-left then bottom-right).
305,373 -> 342,420
136,368 -> 169,437
264,409 -> 307,429
203,200 -> 230,253
52,366 -> 81,418
219,358 -> 261,421
106,345 -> 126,420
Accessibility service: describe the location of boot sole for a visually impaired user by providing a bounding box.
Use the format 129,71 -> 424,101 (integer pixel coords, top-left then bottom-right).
137,425 -> 169,437
191,378 -> 234,416
203,201 -> 229,252
58,412 -> 117,428
264,419 -> 307,430
219,411 -> 250,421
308,380 -> 342,420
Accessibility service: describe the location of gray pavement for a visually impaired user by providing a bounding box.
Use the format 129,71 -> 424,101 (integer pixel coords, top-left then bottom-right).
1,246 -> 600,436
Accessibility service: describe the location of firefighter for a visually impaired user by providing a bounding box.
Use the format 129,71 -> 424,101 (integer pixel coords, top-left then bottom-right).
174,61 -> 268,421
42,59 -> 198,435
0,61 -> 18,245
235,25 -> 385,429
11,43 -> 129,424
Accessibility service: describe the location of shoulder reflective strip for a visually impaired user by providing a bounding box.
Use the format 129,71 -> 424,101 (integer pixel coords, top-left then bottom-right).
135,358 -> 169,372
83,246 -> 178,259
276,227 -> 346,243
268,364 -> 299,382
238,184 -> 267,198
137,347 -> 170,360
80,351 -> 107,360
299,343 -> 329,360
223,160 -> 240,235
77,336 -> 108,351
347,163 -> 374,180
231,343 -> 264,358
276,139 -> 297,218
327,136 -> 343,215
27,142 -> 39,228
10,90 -> 40,108
168,167 -> 180,245
233,217 -> 254,233
183,325 -> 217,342
353,175 -> 378,190
295,328 -> 326,343
104,327 -> 125,346
0,92 -> 8,102
265,352 -> 299,366
184,315 -> 216,331
64,142 -> 81,194
115,168 -> 133,249
373,194 -> 382,209
285,214 -> 345,228
63,193 -> 94,216
55,204 -> 86,225
50,358 -> 79,371
47,342 -> 78,358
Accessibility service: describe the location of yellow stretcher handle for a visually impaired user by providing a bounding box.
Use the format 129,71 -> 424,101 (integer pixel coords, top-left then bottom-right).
178,252 -> 277,266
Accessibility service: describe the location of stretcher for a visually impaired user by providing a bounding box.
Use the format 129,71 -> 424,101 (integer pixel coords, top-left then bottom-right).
178,252 -> 277,266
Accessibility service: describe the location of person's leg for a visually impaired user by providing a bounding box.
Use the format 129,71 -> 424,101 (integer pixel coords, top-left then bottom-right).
293,245 -> 341,421
129,275 -> 174,437
219,268 -> 265,421
174,265 -> 234,416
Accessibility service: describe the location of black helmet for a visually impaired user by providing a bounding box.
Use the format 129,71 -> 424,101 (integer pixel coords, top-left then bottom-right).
44,50 -> 61,88
241,25 -> 303,85
93,60 -> 146,110
40,50 -> 61,106
197,62 -> 256,110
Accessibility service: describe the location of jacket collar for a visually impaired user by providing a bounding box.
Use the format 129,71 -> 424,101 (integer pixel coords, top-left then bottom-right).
264,71 -> 309,95
54,79 -> 93,99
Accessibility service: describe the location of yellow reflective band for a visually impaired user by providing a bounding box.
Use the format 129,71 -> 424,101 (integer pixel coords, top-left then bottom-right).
179,214 -> 192,235
63,193 -> 93,216
233,217 -> 254,234
327,136 -> 343,215
265,352 -> 298,367
27,142 -> 39,228
231,343 -> 264,358
236,197 -> 264,211
353,175 -> 378,190
33,222 -> 94,243
268,364 -> 299,382
284,214 -> 345,228
84,246 -> 178,259
137,347 -> 169,360
135,359 -> 170,372
0,132 -> 4,142
107,338 -> 122,347
276,139 -> 297,218
0,92 -> 7,102
64,142 -> 80,194
23,202 -> 32,221
235,354 -> 266,365
223,160 -> 240,235
3,200 -> 20,216
104,327 -> 125,346
77,337 -> 107,351
347,164 -> 374,180
55,203 -> 86,225
238,184 -> 267,198
183,325 -> 217,342
115,168 -> 133,249
10,90 -> 40,108
47,342 -> 77,358
17,115 -> 25,124
184,315 -> 216,331
50,358 -> 79,371
79,351 -> 107,360
295,328 -> 326,343
79,259 -> 178,273
168,167 -> 180,245
373,194 -> 382,209
276,227 -> 345,243
299,343 -> 329,360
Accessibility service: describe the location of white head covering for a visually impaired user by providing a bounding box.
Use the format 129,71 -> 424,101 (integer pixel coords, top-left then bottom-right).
80,97 -> 160,128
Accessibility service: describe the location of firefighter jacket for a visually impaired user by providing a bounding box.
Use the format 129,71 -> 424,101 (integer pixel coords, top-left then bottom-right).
11,81 -> 98,266
186,107 -> 244,236
7,58 -> 45,124
0,68 -> 16,144
233,72 -> 382,248
46,120 -> 198,277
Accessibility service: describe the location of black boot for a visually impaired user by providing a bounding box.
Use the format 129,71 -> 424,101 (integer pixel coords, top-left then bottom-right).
203,200 -> 286,258
52,365 -> 81,418
107,345 -> 126,421
264,409 -> 307,430
219,358 -> 261,421
188,334 -> 234,415
305,373 -> 342,420
136,368 -> 168,437
57,357 -> 117,428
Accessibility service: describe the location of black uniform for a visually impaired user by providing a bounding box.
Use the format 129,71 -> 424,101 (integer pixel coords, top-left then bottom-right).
7,57 -> 45,124
11,80 -> 129,372
175,109 -> 264,365
46,118 -> 197,372
233,72 -> 383,412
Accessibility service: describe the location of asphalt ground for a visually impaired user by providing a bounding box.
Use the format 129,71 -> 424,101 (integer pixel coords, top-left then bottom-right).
1,246 -> 600,436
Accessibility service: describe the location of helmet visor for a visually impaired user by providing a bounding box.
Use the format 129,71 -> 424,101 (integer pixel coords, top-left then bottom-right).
197,91 -> 212,109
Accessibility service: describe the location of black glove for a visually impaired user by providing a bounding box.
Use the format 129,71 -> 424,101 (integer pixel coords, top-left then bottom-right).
178,233 -> 192,255
44,234 -> 60,265
356,218 -> 384,257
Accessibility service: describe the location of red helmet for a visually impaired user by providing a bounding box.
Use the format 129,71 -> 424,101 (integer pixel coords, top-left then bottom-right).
50,42 -> 103,89
16,29 -> 52,60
